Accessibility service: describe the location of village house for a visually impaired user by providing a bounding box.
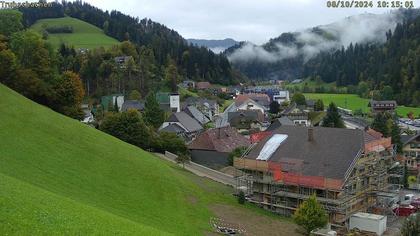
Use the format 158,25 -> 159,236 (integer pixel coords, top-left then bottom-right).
181,80 -> 195,89
240,94 -> 271,109
81,104 -> 94,124
183,105 -> 210,125
188,126 -> 251,169
156,92 -> 180,112
282,104 -> 311,126
369,100 -> 397,114
401,132 -> 420,177
100,94 -> 124,112
234,126 -> 395,225
183,97 -> 220,120
266,116 -> 295,131
114,56 -> 132,69
305,99 -> 315,111
228,110 -> 265,134
121,100 -> 144,112
158,111 -> 203,141
226,96 -> 267,114
195,81 -> 212,90
272,91 -> 290,105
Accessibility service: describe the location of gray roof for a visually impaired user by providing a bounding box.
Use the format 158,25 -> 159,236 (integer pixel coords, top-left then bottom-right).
159,123 -> 185,134
279,116 -> 295,125
281,102 -> 297,115
121,100 -> 144,112
246,126 -> 364,180
183,97 -> 217,108
266,117 -> 296,131
369,100 -> 397,108
167,112 -> 203,132
184,106 -> 210,125
306,99 -> 315,107
401,132 -> 420,145
228,110 -> 264,123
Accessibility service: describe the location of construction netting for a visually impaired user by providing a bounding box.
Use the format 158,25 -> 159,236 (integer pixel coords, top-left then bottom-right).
250,131 -> 272,143
235,158 -> 343,190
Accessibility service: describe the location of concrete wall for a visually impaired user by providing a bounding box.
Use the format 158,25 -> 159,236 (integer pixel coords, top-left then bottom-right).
190,150 -> 230,170
164,151 -> 235,186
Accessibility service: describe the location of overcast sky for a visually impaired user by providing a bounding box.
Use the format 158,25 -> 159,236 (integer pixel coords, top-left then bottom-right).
86,0 -> 419,44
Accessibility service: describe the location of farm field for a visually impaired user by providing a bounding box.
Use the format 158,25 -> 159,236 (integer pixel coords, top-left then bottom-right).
304,93 -> 420,117
30,17 -> 119,49
0,84 -> 295,235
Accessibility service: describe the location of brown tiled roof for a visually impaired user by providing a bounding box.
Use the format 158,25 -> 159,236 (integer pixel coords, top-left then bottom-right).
364,128 -> 383,143
196,82 -> 211,89
188,126 -> 251,153
235,94 -> 270,107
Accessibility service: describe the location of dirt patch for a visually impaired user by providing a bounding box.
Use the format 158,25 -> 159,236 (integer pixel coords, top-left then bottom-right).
209,204 -> 301,236
186,195 -> 198,205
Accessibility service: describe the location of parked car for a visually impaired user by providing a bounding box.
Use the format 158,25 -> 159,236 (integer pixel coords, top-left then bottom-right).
393,203 -> 417,216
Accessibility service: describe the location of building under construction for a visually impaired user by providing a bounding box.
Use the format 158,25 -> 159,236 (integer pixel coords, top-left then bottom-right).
234,126 -> 397,225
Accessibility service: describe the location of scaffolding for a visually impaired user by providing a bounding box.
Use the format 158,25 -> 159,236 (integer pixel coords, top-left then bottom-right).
234,142 -> 397,225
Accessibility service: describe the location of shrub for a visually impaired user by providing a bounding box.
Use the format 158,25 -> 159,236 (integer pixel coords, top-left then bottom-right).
238,191 -> 245,205
45,25 -> 73,33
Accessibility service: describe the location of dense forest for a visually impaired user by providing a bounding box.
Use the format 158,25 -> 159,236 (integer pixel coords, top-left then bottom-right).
224,37 -> 305,80
17,1 -> 243,91
304,14 -> 420,106
0,1 -> 245,120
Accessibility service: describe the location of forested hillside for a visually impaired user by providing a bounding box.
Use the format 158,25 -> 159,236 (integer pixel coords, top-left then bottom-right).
304,14 -> 420,106
19,1 -> 242,86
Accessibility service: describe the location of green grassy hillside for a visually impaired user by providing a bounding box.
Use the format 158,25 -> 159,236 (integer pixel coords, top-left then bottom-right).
0,84 -> 223,235
30,17 -> 119,49
304,93 -> 420,117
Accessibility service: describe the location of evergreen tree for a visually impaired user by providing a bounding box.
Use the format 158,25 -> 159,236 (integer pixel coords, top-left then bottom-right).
371,112 -> 390,136
238,191 -> 245,205
165,58 -> 179,93
114,98 -> 119,113
293,195 -> 328,235
403,163 -> 409,188
143,92 -> 165,129
391,119 -> 402,153
269,101 -> 280,114
314,99 -> 324,111
321,103 -> 345,128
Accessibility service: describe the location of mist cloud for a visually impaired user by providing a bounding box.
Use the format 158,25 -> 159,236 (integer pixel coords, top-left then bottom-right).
228,11 -> 400,63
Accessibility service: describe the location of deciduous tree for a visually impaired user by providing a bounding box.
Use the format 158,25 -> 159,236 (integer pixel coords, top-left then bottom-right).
292,92 -> 306,106
293,195 -> 328,235
100,110 -> 152,149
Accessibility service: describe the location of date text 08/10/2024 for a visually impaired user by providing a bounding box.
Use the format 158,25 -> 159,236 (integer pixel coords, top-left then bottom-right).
327,1 -> 415,8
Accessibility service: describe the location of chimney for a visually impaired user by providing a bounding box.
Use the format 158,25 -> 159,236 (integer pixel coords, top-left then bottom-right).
308,127 -> 314,142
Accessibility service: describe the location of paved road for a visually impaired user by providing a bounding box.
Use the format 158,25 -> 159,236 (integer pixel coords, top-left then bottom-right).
154,152 -> 235,187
